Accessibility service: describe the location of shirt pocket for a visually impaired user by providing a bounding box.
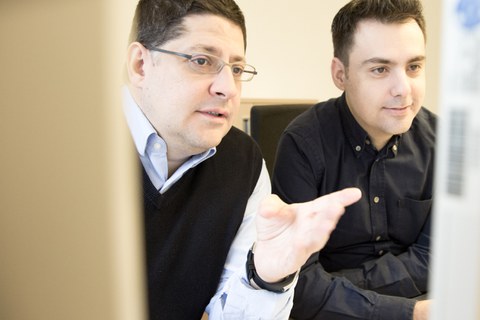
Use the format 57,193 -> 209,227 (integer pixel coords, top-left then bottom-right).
390,198 -> 432,244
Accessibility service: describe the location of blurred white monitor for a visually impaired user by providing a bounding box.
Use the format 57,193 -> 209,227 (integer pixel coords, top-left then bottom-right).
429,0 -> 480,319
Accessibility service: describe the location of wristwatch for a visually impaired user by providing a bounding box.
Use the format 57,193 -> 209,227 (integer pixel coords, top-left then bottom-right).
245,243 -> 299,293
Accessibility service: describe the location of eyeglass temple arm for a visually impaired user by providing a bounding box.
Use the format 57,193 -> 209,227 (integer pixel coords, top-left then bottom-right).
146,46 -> 193,60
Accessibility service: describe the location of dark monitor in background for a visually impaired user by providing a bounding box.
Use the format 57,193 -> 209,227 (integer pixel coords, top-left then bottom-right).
250,104 -> 313,177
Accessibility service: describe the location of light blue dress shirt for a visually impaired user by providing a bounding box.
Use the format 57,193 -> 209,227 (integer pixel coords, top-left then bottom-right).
122,86 -> 294,319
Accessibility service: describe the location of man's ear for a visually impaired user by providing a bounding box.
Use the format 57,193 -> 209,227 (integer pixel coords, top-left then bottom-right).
126,42 -> 148,87
331,57 -> 347,91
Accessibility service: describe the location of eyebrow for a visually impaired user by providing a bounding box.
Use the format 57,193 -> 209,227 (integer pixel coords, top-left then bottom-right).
189,45 -> 246,63
362,55 -> 426,66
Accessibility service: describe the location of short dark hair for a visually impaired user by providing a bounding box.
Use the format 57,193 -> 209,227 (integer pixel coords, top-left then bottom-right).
331,0 -> 426,66
130,0 -> 247,50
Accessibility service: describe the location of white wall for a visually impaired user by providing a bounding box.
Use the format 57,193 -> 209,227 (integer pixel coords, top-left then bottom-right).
237,0 -> 441,113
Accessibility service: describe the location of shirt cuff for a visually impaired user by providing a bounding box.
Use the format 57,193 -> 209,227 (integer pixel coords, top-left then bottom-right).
373,295 -> 416,320
207,267 -> 295,319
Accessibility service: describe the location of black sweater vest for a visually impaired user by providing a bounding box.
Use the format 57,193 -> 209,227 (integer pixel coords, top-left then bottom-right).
142,127 -> 263,320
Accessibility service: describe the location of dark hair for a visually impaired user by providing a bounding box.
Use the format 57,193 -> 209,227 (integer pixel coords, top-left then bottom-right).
130,0 -> 247,50
331,0 -> 426,66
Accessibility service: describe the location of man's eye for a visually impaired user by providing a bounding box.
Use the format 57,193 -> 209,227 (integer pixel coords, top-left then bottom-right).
232,65 -> 245,75
409,64 -> 421,72
373,67 -> 386,74
192,56 -> 212,66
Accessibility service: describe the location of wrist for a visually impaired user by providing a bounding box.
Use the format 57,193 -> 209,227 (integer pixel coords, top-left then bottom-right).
246,243 -> 299,293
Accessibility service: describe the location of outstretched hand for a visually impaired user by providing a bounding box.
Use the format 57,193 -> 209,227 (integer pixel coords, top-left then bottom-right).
253,188 -> 362,282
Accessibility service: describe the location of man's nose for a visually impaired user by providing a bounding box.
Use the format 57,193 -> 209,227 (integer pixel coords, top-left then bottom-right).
210,65 -> 240,99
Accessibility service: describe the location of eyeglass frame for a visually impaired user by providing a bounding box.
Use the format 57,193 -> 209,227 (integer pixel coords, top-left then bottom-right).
146,46 -> 258,82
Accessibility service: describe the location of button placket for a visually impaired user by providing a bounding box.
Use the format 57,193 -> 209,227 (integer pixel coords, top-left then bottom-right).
369,154 -> 388,258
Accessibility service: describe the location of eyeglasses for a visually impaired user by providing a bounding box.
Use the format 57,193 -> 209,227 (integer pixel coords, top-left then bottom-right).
147,46 -> 258,82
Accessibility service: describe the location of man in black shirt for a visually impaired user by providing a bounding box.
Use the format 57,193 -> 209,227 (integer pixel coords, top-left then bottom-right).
272,1 -> 434,319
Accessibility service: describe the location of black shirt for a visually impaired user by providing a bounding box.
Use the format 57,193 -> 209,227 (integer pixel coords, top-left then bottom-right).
272,94 -> 436,320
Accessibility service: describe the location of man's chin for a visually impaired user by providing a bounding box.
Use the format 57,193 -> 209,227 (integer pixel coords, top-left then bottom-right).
200,129 -> 230,149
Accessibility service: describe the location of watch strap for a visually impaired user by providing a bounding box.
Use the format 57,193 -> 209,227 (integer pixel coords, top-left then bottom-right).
246,244 -> 298,293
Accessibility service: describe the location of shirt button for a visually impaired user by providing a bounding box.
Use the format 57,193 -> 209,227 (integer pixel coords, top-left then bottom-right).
154,143 -> 161,151
392,145 -> 398,152
378,250 -> 384,256
373,196 -> 380,204
355,145 -> 362,152
376,236 -> 381,241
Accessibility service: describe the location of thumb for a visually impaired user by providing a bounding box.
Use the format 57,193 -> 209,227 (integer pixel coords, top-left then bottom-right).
305,187 -> 362,218
258,194 -> 288,219
328,187 -> 362,207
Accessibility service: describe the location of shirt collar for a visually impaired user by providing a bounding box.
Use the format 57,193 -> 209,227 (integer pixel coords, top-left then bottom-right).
122,86 -> 217,192
122,86 -> 156,156
338,93 -> 370,157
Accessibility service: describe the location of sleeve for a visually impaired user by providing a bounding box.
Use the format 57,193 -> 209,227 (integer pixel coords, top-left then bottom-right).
333,214 -> 431,297
272,131 -> 323,204
272,132 -> 420,320
205,163 -> 295,320
397,213 -> 431,292
291,258 -> 416,320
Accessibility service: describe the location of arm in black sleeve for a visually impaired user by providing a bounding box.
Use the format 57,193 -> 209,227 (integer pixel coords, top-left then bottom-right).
331,207 -> 431,297
291,258 -> 416,320
394,213 -> 431,293
272,131 -> 325,204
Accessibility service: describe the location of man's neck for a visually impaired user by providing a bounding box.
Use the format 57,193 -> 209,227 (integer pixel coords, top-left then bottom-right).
167,159 -> 185,178
370,134 -> 392,151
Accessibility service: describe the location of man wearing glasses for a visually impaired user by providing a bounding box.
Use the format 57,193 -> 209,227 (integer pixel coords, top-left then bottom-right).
123,0 -> 361,319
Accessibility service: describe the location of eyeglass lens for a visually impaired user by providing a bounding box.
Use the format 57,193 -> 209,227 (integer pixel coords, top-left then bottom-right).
188,53 -> 256,81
